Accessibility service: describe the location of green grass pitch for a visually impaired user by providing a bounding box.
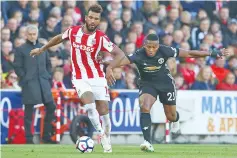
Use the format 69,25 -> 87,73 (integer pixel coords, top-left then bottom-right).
1,144 -> 237,158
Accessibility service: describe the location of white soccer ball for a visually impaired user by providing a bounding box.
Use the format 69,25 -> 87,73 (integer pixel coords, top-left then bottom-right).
76,136 -> 94,153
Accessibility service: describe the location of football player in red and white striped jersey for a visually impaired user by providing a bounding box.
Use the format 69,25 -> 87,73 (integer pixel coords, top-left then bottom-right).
30,4 -> 125,153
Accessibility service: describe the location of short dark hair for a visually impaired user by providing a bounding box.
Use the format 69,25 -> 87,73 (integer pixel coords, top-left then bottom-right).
146,33 -> 159,41
88,4 -> 103,14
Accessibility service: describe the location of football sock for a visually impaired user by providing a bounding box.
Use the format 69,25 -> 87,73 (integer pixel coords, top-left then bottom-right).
140,113 -> 151,143
101,113 -> 111,136
85,103 -> 104,134
175,111 -> 179,122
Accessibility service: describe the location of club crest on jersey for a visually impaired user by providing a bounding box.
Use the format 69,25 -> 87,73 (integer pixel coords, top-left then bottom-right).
158,58 -> 164,64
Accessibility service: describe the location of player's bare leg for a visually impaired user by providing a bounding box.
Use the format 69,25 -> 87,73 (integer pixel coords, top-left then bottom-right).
80,91 -> 111,152
96,100 -> 112,153
139,94 -> 156,152
163,104 -> 180,133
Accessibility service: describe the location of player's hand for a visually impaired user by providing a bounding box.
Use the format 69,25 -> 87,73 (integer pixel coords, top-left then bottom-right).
106,66 -> 116,86
30,48 -> 43,57
220,48 -> 230,57
210,48 -> 230,58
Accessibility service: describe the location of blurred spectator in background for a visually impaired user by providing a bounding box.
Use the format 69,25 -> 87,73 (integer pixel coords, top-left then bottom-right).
172,30 -> 184,48
52,67 -> 66,89
180,42 -> 190,50
144,12 -> 161,35
181,24 -> 191,44
233,66 -> 237,84
180,11 -> 192,26
223,19 -> 237,47
0,65 -> 8,89
18,26 -> 27,40
29,8 -> 44,26
60,15 -> 73,32
125,70 -> 137,89
98,18 -> 109,33
44,1 -> 63,21
106,10 -> 119,28
139,0 -> 158,21
4,70 -> 21,89
110,68 -> 127,89
179,58 -> 196,87
203,34 -> 214,49
12,10 -> 23,27
211,57 -> 230,83
121,8 -> 133,33
191,66 -> 216,90
7,18 -> 18,42
212,31 -> 223,49
107,18 -> 125,41
216,72 -> 237,90
124,42 -> 136,55
194,57 -> 206,76
10,0 -> 30,23
122,0 -> 143,22
161,33 -> 173,46
193,9 -> 208,27
29,0 -> 44,25
226,56 -> 237,72
113,33 -> 123,48
216,6 -> 230,33
126,31 -> 138,44
174,74 -> 188,90
64,1 -> 82,25
39,16 -> 59,40
14,37 -> 26,48
191,18 -> 210,49
131,21 -> 145,48
1,27 -> 11,42
162,8 -> 181,30
1,41 -> 14,73
157,5 -> 167,22
210,21 -> 221,34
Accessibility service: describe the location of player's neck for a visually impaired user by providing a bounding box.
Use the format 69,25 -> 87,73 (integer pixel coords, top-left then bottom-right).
82,25 -> 95,35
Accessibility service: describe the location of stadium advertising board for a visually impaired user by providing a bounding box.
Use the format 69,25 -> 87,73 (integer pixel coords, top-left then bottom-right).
151,91 -> 237,135
1,90 -> 236,144
0,89 -> 141,143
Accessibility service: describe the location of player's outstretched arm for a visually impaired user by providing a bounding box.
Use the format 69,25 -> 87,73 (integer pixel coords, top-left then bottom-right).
178,48 -> 230,58
106,46 -> 131,86
108,46 -> 131,68
30,34 -> 64,57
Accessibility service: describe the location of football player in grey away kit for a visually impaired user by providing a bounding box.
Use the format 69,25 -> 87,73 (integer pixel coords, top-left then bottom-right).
105,34 -> 230,152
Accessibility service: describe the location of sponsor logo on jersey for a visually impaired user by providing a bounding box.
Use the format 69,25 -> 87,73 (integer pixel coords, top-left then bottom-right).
72,42 -> 95,52
158,58 -> 164,64
143,66 -> 161,72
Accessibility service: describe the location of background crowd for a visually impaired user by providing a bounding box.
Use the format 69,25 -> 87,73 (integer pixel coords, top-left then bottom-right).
1,0 -> 237,91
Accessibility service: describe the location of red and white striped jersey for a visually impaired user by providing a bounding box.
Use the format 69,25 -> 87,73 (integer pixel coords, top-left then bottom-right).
62,25 -> 115,80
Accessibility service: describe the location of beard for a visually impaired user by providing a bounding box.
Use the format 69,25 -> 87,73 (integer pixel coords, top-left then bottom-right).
85,22 -> 97,32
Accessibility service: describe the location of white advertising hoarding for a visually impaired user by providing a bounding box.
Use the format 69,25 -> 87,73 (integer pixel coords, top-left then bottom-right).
151,91 -> 237,135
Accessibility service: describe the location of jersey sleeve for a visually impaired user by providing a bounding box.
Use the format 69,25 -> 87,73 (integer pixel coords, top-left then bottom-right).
62,27 -> 71,40
165,46 -> 180,58
100,35 -> 115,53
126,49 -> 140,64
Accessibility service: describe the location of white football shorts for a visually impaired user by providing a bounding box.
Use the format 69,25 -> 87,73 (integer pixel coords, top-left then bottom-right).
72,77 -> 110,101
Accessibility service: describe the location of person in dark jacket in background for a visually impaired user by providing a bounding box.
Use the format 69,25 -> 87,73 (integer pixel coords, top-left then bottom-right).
223,19 -> 237,47
14,25 -> 55,144
191,66 -> 216,90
